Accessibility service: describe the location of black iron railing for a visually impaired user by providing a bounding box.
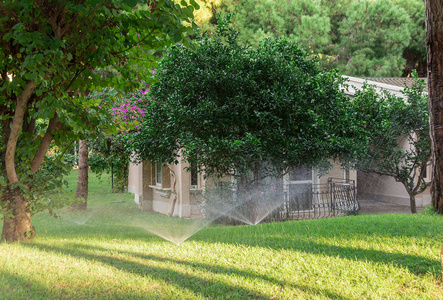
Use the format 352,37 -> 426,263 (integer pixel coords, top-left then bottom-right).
263,178 -> 359,222
214,178 -> 359,225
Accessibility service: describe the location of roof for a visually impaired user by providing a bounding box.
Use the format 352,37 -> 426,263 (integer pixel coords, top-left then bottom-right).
343,76 -> 428,97
365,77 -> 428,93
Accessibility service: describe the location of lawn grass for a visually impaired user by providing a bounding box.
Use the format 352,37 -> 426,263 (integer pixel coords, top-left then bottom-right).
0,170 -> 442,299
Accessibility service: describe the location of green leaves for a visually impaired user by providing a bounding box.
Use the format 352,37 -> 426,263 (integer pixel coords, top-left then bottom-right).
131,19 -> 354,178
0,0 -> 197,218
123,0 -> 140,7
195,0 -> 425,77
349,78 -> 431,200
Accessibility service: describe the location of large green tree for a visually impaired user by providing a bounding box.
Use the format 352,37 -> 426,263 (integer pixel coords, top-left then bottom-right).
0,0 -> 197,242
130,17 -> 356,192
393,0 -> 427,77
337,0 -> 411,77
319,0 -> 426,76
215,0 -> 331,53
196,0 -> 426,77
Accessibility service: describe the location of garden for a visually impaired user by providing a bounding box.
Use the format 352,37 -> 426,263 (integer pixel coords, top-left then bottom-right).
0,170 -> 441,299
1,1 -> 443,299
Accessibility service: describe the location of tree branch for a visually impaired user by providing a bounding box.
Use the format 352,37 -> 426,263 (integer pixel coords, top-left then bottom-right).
30,113 -> 63,174
63,68 -> 85,93
5,81 -> 36,184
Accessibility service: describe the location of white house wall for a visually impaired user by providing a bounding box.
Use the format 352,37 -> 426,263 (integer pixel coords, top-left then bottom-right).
357,171 -> 431,207
128,158 -> 355,218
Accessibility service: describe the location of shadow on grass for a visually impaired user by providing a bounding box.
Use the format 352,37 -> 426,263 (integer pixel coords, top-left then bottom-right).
22,241 -> 353,300
40,225 -> 164,242
0,268 -> 148,300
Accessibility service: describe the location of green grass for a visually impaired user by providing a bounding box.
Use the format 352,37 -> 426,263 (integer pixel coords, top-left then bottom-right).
0,170 -> 442,299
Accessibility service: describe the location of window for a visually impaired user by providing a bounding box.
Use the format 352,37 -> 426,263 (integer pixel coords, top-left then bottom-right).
155,162 -> 162,186
423,163 -> 432,183
284,165 -> 316,210
190,163 -> 199,188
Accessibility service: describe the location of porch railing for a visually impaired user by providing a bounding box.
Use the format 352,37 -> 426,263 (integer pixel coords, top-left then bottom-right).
263,177 -> 359,222
214,178 -> 360,225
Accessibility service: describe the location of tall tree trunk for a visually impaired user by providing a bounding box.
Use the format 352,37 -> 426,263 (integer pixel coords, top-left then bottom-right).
1,119 -> 11,177
1,81 -> 36,242
72,140 -> 88,210
426,0 -> 443,214
1,188 -> 35,242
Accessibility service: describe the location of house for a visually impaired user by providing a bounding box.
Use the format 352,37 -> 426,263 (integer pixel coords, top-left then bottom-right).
128,75 -> 431,219
128,158 -> 206,218
128,158 -> 357,220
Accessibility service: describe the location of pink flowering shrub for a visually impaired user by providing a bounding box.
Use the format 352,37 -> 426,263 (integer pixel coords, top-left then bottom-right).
87,86 -> 151,192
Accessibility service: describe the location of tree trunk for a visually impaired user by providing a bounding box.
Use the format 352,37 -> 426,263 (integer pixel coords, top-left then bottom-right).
409,194 -> 417,214
72,140 -> 88,210
1,81 -> 36,242
1,119 -> 11,177
1,188 -> 35,242
426,0 -> 443,214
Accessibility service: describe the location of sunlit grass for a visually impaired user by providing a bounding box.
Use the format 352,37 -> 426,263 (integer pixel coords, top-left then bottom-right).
0,170 -> 442,299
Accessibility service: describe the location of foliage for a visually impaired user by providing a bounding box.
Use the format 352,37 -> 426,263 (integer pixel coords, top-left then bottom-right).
349,74 -> 430,212
392,0 -> 427,76
130,17 -> 356,181
196,0 -> 426,77
337,0 -> 411,77
0,0 -> 197,240
215,0 -> 331,53
88,87 -> 150,192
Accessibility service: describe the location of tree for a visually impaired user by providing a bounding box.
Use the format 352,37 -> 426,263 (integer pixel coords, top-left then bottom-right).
72,140 -> 89,210
393,0 -> 427,77
130,17 -> 356,206
426,0 -> 443,214
319,0 -> 426,76
196,0 -> 425,77
214,0 -> 332,52
337,0 -> 411,77
72,90 -> 90,210
0,0 -> 197,242
350,76 -> 430,213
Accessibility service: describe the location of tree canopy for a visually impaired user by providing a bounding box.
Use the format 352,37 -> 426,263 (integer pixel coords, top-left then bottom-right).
130,18 -> 356,180
193,0 -> 426,77
0,0 -> 197,242
337,0 -> 411,77
217,0 -> 331,53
